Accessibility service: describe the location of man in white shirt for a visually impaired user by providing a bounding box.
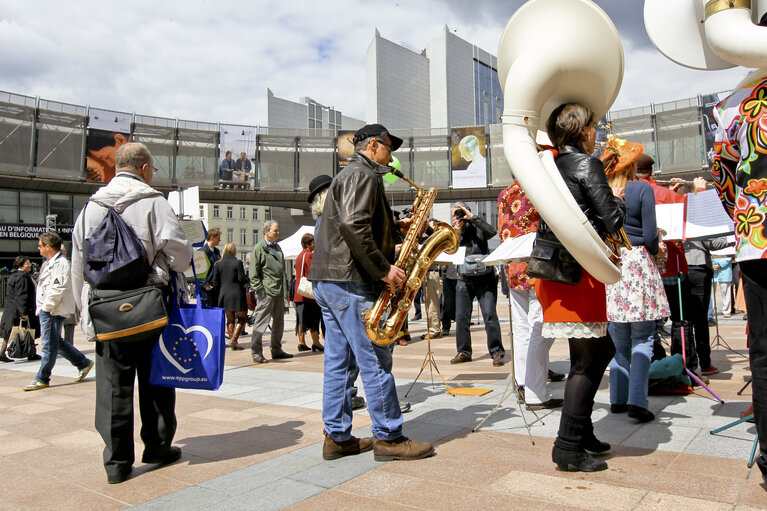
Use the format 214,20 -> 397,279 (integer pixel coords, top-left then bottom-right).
23,232 -> 93,391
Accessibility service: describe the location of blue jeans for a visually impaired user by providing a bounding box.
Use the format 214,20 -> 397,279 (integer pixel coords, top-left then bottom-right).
314,281 -> 403,442
455,274 -> 504,357
36,310 -> 90,384
608,321 -> 654,408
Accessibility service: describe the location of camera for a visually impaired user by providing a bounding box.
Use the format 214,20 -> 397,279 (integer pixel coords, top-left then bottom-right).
454,209 -> 465,219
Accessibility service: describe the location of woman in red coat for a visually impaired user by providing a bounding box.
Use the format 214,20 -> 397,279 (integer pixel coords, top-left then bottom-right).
294,233 -> 323,352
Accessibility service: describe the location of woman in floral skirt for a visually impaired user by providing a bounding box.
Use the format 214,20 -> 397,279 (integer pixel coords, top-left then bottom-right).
603,138 -> 670,423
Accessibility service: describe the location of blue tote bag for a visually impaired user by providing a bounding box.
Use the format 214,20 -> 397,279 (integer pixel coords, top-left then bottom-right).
150,268 -> 226,390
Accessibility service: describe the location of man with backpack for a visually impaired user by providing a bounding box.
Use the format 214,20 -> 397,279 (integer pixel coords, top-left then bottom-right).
71,142 -> 193,484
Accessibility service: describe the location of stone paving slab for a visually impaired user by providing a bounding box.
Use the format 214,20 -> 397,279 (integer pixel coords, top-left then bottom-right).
0,309 -> 763,509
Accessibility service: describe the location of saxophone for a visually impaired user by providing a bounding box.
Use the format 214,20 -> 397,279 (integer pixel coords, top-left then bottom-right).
363,170 -> 459,347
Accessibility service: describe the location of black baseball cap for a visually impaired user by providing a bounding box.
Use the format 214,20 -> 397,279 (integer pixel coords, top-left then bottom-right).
352,124 -> 403,151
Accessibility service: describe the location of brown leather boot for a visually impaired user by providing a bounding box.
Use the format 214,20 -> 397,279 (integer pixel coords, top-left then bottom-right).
322,431 -> 373,460
226,322 -> 234,340
230,322 -> 245,350
373,436 -> 435,461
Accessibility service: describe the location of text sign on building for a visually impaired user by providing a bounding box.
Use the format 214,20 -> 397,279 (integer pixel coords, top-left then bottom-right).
0,224 -> 73,240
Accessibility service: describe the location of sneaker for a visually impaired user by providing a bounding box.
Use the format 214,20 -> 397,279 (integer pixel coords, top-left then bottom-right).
700,365 -> 719,375
23,380 -> 49,391
351,396 -> 366,410
400,401 -> 411,413
526,398 -> 564,411
322,432 -> 373,460
252,354 -> 269,364
492,353 -> 504,367
0,354 -> 12,363
450,352 -> 471,364
75,360 -> 95,382
373,436 -> 435,461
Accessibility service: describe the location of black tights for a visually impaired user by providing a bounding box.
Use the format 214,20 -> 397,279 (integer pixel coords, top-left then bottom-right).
562,335 -> 616,416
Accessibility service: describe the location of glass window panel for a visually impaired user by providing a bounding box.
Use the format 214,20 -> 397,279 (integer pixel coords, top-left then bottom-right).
19,192 -> 44,224
48,194 -> 73,226
227,229 -> 233,243
488,124 -> 513,187
213,205 -> 220,218
35,105 -> 86,180
258,136 -> 295,191
297,136 -> 334,191
226,206 -> 233,219
176,125 -> 217,188
132,118 -> 175,187
0,98 -> 35,175
411,130 -> 450,190
0,190 -> 18,223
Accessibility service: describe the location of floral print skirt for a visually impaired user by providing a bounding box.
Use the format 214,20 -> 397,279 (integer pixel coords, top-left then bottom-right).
606,246 -> 670,322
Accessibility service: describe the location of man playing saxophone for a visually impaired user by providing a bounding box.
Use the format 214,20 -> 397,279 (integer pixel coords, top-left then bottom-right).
309,123 -> 435,462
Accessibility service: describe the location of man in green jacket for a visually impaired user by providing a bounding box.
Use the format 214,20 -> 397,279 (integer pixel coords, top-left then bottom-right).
249,220 -> 293,363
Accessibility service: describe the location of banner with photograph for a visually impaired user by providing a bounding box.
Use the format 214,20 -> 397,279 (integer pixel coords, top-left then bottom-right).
85,108 -> 132,183
450,127 -> 487,189
337,130 -> 355,173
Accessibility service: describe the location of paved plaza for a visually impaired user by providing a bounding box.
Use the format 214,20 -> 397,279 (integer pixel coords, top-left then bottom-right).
0,303 -> 765,510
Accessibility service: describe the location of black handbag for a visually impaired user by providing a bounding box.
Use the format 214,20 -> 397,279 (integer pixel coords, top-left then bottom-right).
525,238 -> 581,285
89,286 -> 168,342
7,319 -> 36,358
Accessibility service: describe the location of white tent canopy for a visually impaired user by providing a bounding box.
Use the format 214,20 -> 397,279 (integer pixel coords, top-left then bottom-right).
278,225 -> 315,260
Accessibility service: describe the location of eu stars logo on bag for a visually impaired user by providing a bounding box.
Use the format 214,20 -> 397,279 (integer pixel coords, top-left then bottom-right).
159,324 -> 214,375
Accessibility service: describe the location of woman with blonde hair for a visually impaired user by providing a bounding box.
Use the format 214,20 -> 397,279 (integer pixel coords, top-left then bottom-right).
602,138 -> 669,423
206,242 -> 249,350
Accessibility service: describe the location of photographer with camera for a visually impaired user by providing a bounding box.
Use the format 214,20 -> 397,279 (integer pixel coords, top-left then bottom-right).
449,202 -> 505,366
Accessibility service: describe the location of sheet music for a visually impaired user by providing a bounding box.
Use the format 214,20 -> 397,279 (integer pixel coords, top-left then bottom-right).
179,219 -> 206,246
655,203 -> 685,240
433,246 -> 466,265
482,232 -> 536,265
684,189 -> 735,240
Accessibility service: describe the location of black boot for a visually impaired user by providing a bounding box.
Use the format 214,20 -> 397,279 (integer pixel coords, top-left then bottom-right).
552,413 -> 608,472
581,417 -> 610,453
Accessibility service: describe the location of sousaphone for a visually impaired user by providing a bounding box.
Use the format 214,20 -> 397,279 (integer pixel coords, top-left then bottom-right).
498,0 -> 624,284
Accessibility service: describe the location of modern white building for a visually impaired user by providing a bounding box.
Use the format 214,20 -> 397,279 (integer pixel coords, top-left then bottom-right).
366,26 -> 503,130
267,89 -> 364,132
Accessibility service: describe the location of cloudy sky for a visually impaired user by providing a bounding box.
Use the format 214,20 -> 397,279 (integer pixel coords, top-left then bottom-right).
0,0 -> 749,125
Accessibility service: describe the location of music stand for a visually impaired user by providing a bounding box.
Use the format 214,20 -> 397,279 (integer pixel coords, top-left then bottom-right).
404,281 -> 452,396
472,235 -> 544,443
674,252 -> 724,403
710,285 -> 747,358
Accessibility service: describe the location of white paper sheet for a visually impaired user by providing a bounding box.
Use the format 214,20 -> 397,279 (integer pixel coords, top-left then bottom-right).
482,232 -> 536,265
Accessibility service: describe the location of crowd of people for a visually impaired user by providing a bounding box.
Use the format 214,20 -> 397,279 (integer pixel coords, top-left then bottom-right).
1,110 -> 764,483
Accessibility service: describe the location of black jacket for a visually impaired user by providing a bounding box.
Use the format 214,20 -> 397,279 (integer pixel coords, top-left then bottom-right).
208,253 -> 249,312
536,146 -> 625,244
459,216 -> 496,257
309,152 -> 396,284
0,269 -> 40,340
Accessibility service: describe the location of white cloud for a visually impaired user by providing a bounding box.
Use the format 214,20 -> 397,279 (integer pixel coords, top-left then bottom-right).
0,0 -> 757,126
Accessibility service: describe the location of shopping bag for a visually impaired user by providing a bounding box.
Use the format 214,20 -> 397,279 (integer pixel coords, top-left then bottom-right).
7,319 -> 36,359
150,268 -> 225,390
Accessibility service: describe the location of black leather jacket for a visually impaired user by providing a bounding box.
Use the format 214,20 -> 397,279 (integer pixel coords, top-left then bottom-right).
537,145 -> 625,243
309,152 -> 397,284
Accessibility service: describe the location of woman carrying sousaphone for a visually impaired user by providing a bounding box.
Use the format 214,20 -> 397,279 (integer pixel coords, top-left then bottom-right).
528,103 -> 626,472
